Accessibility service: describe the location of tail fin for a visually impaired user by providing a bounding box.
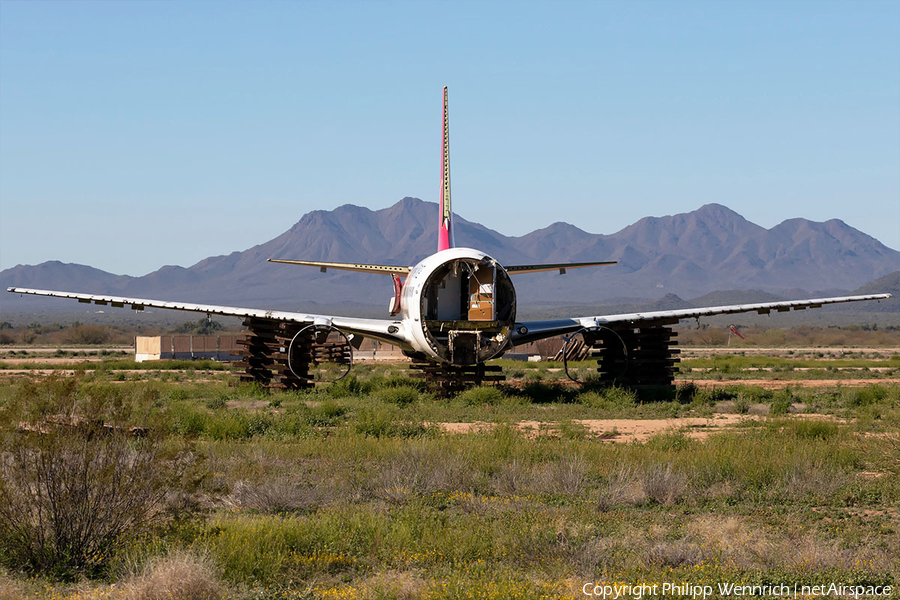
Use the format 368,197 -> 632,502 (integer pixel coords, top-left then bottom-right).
438,86 -> 455,252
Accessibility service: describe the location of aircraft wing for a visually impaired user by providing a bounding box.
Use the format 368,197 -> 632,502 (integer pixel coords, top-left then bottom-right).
511,293 -> 893,345
5,287 -> 410,348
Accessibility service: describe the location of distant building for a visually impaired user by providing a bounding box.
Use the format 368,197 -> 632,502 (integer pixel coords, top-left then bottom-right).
134,335 -> 243,362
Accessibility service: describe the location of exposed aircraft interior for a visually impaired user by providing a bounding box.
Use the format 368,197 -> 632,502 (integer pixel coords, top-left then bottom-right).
420,257 -> 515,364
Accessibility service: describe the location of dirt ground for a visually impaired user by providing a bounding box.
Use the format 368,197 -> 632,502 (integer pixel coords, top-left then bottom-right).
437,415 -> 752,441
680,346 -> 900,357
0,357 -> 111,364
682,377 -> 900,388
437,413 -> 844,442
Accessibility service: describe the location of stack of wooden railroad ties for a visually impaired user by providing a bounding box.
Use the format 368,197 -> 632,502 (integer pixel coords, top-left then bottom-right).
554,325 -> 680,394
234,318 -> 351,390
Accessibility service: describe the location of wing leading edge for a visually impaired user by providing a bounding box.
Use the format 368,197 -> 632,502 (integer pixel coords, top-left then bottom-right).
267,259 -> 411,275
6,287 -> 411,348
511,293 -> 893,345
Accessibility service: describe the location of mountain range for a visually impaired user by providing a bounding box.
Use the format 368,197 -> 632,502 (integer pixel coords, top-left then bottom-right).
3,198 -> 899,318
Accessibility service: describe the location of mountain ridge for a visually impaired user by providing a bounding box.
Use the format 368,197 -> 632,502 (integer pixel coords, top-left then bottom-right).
3,199 -> 898,315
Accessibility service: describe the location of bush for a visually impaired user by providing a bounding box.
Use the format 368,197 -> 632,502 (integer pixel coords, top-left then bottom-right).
172,317 -> 225,336
205,395 -> 228,410
354,406 -> 433,438
376,374 -> 424,390
323,375 -> 373,398
62,324 -> 111,345
641,463 -> 688,506
457,385 -> 505,406
306,400 -> 347,426
0,378 -> 200,579
558,420 -> 589,440
845,385 -> 891,408
205,411 -> 252,440
602,385 -> 638,406
374,444 -> 473,501
576,391 -> 606,408
520,381 -> 573,404
171,405 -> 208,437
789,419 -> 840,441
377,386 -> 422,407
675,382 -> 699,404
770,390 -> 793,415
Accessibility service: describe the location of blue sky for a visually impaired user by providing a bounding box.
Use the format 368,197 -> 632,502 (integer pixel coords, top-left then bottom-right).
1,0 -> 898,276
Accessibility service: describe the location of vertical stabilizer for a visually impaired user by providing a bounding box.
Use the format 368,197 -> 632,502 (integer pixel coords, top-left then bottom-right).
438,86 -> 455,251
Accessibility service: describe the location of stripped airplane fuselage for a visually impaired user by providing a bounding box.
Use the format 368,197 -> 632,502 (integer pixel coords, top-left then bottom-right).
400,248 -> 515,364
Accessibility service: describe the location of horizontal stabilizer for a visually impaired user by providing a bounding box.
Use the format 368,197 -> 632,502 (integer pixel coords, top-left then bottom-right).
506,261 -> 617,274
267,259 -> 411,275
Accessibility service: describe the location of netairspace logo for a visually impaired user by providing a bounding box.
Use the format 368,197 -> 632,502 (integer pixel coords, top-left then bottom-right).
581,582 -> 894,599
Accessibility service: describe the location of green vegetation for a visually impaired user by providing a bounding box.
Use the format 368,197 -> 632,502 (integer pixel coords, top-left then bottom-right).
173,317 -> 226,335
0,357 -> 898,599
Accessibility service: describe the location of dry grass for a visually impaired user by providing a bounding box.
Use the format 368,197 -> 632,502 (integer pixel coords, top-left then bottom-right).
780,461 -> 849,501
126,552 -> 226,600
229,477 -> 330,514
374,443 -> 474,502
489,459 -> 534,495
533,455 -> 589,496
353,570 -> 427,600
687,515 -> 774,569
641,463 -> 688,505
0,570 -> 27,600
646,540 -> 704,567
685,515 -> 891,572
881,433 -> 900,475
597,463 -> 688,510
597,466 -> 646,510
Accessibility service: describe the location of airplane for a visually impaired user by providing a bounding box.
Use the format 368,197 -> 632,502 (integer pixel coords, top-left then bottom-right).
7,87 -> 892,393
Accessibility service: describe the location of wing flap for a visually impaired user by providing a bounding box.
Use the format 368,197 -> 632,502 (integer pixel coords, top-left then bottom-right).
267,259 -> 411,275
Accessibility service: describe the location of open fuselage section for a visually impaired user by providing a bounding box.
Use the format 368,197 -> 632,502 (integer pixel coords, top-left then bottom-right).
401,248 -> 516,365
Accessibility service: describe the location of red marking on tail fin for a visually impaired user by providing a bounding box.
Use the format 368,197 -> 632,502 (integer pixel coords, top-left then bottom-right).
389,273 -> 402,316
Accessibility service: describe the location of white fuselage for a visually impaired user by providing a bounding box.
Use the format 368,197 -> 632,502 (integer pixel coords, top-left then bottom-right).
395,247 -> 516,364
